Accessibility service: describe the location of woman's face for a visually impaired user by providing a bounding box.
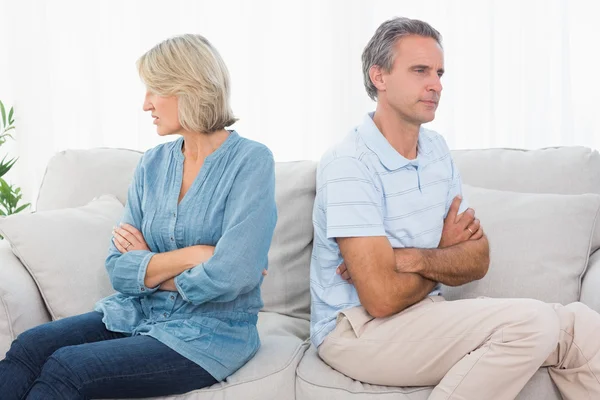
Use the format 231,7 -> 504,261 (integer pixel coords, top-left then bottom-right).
142,90 -> 182,136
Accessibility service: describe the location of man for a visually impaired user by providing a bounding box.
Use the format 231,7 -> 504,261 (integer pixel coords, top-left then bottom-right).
310,17 -> 600,400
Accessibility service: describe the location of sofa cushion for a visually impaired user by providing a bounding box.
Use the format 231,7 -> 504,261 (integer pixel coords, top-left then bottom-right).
113,312 -> 309,400
36,148 -> 142,212
452,147 -> 600,195
515,369 -> 562,400
262,161 -> 316,321
581,250 -> 600,313
0,195 -> 122,320
296,346 -> 560,400
442,185 -> 600,304
0,240 -> 51,358
296,346 -> 432,400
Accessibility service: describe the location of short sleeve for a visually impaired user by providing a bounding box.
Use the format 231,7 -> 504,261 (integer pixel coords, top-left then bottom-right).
444,157 -> 470,217
319,157 -> 386,239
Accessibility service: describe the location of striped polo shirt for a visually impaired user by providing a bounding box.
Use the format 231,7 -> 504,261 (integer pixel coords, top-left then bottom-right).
310,112 -> 469,347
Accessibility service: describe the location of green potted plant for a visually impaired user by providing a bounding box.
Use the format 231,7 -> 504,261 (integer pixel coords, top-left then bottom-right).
0,100 -> 30,219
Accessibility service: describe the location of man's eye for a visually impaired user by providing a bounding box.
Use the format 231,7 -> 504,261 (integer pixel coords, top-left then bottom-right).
415,69 -> 425,73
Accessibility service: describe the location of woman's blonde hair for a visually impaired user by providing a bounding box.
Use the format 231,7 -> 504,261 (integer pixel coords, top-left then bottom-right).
137,34 -> 237,134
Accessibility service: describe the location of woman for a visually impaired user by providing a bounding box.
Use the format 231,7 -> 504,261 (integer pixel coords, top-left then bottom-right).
0,34 -> 277,399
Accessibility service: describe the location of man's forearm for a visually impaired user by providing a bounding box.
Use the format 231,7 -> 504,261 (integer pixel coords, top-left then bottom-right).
144,246 -> 214,288
369,270 -> 437,318
390,272 -> 437,310
394,235 -> 490,287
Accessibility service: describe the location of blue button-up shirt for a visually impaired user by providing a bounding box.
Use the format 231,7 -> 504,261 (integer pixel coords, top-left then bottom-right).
94,131 -> 277,381
310,113 -> 469,347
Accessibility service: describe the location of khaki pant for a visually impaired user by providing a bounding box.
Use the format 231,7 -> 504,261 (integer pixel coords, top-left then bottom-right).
318,296 -> 600,400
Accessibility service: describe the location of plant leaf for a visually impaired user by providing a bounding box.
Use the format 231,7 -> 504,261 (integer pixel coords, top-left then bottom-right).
0,178 -> 11,196
7,107 -> 14,125
0,157 -> 17,178
14,203 -> 30,214
0,132 -> 14,142
0,101 -> 5,129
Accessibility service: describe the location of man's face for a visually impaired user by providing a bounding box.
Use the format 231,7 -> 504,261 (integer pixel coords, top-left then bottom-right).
377,35 -> 444,125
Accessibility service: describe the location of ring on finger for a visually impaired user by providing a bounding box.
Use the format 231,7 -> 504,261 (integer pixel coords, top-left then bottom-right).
467,227 -> 474,235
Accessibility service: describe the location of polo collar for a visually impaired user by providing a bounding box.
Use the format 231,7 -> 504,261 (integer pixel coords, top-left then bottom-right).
358,112 -> 433,170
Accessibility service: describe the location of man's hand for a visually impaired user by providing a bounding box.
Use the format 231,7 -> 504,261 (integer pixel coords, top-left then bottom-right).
337,262 -> 353,285
113,223 -> 150,253
439,196 -> 483,248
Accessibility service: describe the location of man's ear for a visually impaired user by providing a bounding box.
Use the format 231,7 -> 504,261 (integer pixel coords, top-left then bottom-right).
369,65 -> 386,93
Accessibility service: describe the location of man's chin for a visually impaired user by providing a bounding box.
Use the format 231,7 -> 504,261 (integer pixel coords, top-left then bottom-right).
418,113 -> 436,124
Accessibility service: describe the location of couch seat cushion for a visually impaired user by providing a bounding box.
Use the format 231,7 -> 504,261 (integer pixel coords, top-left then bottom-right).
296,346 -> 561,400
296,346 -> 432,400
107,312 -> 309,400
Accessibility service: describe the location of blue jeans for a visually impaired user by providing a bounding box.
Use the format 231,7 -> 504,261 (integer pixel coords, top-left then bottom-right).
0,312 -> 218,399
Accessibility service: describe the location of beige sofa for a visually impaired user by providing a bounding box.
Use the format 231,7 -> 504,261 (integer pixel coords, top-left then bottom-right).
1,145 -> 600,400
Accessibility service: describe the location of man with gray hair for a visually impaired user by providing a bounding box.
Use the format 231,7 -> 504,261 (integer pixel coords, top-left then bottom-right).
310,16 -> 600,399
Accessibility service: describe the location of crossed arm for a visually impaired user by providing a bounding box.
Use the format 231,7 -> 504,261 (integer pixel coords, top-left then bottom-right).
336,196 -> 490,318
112,225 -> 267,292
106,148 -> 276,300
111,225 -> 215,290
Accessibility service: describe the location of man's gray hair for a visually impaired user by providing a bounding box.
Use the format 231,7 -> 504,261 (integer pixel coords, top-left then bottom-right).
362,17 -> 442,101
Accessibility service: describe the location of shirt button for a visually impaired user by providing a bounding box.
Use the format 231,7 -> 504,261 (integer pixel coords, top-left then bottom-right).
170,237 -> 174,241
170,295 -> 175,300
173,212 -> 176,218
140,287 -> 145,291
163,313 -> 168,318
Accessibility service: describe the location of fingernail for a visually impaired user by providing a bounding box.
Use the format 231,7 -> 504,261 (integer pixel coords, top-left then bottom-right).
336,268 -> 340,274
458,195 -> 462,200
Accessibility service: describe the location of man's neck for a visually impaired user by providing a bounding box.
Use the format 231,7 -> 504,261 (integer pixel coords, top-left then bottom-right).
372,103 -> 420,160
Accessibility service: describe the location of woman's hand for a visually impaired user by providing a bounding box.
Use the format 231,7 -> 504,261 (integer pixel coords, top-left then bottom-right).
112,223 -> 150,253
159,278 -> 177,291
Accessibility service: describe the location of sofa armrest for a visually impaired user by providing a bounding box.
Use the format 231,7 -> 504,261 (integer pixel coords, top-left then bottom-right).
0,240 -> 51,358
581,249 -> 600,313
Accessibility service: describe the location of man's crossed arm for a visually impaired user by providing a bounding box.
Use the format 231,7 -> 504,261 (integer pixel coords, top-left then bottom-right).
336,196 -> 490,318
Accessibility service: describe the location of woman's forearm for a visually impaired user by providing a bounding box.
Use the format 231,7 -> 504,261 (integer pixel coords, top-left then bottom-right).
144,245 -> 215,288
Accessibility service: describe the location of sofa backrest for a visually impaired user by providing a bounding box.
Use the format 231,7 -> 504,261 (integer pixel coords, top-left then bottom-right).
452,146 -> 600,248
38,146 -> 600,212
35,147 -> 317,321
36,145 -> 600,319
36,148 -> 143,212
451,146 -> 600,195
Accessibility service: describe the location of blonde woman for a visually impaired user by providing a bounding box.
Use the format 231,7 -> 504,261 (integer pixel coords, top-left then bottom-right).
0,34 -> 277,399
